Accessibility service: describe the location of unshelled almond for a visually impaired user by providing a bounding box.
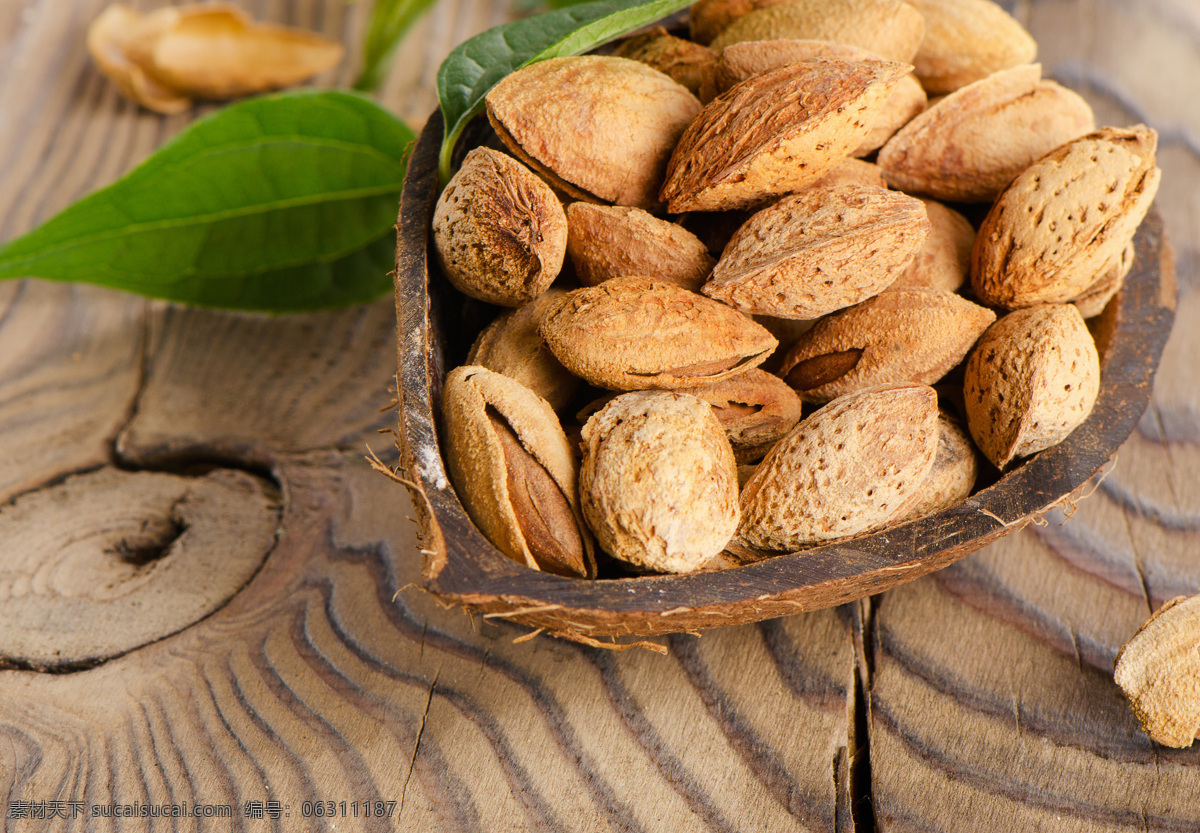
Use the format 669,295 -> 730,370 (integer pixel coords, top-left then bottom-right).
580,391 -> 739,572
739,383 -> 940,551
486,56 -> 701,209
907,0 -> 1037,93
539,276 -> 777,390
889,198 -> 975,292
1115,594 -> 1200,748
963,304 -> 1100,469
565,203 -> 715,291
680,368 -> 804,463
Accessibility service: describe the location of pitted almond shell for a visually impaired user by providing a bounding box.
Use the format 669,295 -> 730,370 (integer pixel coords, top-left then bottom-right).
580,391 -> 740,573
894,413 -> 979,521
1114,594 -> 1200,748
565,203 -> 715,291
539,276 -> 778,390
780,288 -> 995,402
908,0 -> 1037,94
467,290 -> 580,412
120,2 -> 343,99
443,366 -> 595,578
971,126 -> 1160,308
612,27 -> 718,95
698,40 -> 928,154
811,158 -> 888,191
706,0 -> 925,63
738,383 -> 940,551
963,304 -> 1101,469
877,64 -> 1097,202
1073,242 -> 1134,319
433,147 -> 567,307
486,56 -> 701,210
889,198 -> 975,292
661,59 -> 911,213
680,368 -> 804,463
704,184 -> 930,319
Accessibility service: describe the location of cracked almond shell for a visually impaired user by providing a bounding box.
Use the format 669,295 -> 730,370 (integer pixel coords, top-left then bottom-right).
580,391 -> 739,573
660,59 -> 911,212
680,368 -> 804,463
443,366 -> 595,578
539,276 -> 778,390
971,125 -> 1161,309
963,304 -> 1101,469
706,0 -> 925,63
739,383 -> 940,551
486,56 -> 701,210
877,64 -> 1096,202
565,203 -> 715,291
118,2 -> 343,100
1114,594 -> 1200,748
433,147 -> 567,307
780,288 -> 996,403
466,290 -> 580,412
704,184 -> 930,319
88,5 -> 191,113
908,0 -> 1038,94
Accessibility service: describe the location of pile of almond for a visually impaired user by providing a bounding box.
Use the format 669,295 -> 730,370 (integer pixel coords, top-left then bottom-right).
433,0 -> 1161,579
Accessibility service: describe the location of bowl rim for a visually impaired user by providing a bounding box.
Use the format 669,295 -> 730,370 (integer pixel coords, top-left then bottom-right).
393,110 -> 1177,640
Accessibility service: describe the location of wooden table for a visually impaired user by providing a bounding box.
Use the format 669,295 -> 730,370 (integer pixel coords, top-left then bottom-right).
1,0 -> 1198,830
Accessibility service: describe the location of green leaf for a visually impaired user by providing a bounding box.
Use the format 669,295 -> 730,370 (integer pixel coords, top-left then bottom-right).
354,0 -> 441,92
436,0 -> 693,182
0,90 -> 415,311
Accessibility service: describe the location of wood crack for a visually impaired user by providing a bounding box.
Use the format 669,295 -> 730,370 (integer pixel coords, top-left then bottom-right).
400,668 -> 439,815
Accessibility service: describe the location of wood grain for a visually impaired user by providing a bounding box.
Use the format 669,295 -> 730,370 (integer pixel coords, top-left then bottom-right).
0,0 -> 1198,830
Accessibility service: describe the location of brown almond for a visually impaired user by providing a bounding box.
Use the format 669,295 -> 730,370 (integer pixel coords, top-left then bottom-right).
894,413 -> 979,521
467,290 -> 580,412
780,288 -> 996,402
810,158 -> 888,191
443,366 -> 595,578
699,40 -> 927,154
680,368 -> 804,463
433,147 -> 567,307
889,198 -> 975,292
611,27 -> 717,95
565,203 -> 715,291
580,391 -> 739,572
963,304 -> 1101,469
971,126 -> 1161,308
877,64 -> 1097,202
539,276 -> 778,390
908,0 -> 1038,94
704,184 -> 931,319
739,383 -> 940,551
707,0 -> 925,63
1114,594 -> 1200,748
661,59 -> 911,212
486,56 -> 701,210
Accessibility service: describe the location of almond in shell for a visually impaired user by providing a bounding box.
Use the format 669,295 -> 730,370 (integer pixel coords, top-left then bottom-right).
680,368 -> 804,463
893,412 -> 979,521
971,126 -> 1160,308
486,56 -> 701,210
706,0 -> 925,63
739,383 -> 940,551
539,276 -> 778,390
963,304 -> 1101,469
907,0 -> 1037,94
1114,594 -> 1200,748
580,391 -> 739,572
780,287 -> 996,402
661,59 -> 911,212
1073,241 -> 1134,319
703,184 -> 931,319
612,27 -> 717,95
565,203 -> 715,291
443,366 -> 595,578
889,198 -> 975,292
467,290 -> 580,412
433,147 -> 567,307
877,64 -> 1096,202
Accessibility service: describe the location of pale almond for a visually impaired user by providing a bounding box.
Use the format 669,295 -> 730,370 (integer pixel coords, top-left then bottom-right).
908,0 -> 1037,94
680,368 -> 804,463
565,203 -> 715,291
889,198 -> 975,292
